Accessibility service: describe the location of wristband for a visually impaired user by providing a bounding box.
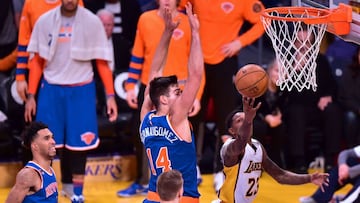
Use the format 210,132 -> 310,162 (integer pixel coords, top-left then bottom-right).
27,93 -> 35,99
106,94 -> 115,99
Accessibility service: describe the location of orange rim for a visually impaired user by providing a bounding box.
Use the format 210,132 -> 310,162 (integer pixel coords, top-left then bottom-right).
261,6 -> 330,24
261,3 -> 352,35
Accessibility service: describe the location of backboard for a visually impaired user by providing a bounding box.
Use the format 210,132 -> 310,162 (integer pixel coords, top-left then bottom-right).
294,0 -> 360,44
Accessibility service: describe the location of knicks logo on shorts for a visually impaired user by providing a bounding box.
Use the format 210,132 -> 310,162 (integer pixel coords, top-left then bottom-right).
81,132 -> 96,145
221,2 -> 234,14
172,28 -> 184,40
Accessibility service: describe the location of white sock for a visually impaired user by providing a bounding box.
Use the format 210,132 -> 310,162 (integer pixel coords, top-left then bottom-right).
62,183 -> 74,197
196,165 -> 202,179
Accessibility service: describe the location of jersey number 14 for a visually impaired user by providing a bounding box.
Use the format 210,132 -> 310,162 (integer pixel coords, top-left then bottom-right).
146,147 -> 172,175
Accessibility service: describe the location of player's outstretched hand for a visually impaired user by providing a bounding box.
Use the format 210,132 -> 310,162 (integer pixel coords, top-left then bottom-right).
185,2 -> 199,32
242,97 -> 261,122
310,172 -> 329,192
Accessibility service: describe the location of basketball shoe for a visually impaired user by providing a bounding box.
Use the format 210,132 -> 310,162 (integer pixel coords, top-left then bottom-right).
117,183 -> 148,197
71,195 -> 84,203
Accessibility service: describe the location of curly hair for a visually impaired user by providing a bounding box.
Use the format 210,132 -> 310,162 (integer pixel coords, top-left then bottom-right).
22,122 -> 49,149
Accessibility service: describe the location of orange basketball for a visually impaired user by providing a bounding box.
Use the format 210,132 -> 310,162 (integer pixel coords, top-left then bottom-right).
234,64 -> 269,98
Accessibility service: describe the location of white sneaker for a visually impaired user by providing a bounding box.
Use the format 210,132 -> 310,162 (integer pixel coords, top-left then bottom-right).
213,171 -> 225,193
211,199 -> 221,203
299,196 -> 317,203
71,195 -> 84,203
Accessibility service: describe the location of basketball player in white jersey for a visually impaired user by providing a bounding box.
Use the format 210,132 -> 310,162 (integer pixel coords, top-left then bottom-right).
216,97 -> 330,203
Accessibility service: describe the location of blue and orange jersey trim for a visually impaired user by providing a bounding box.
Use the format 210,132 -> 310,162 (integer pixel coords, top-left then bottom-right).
125,55 -> 144,90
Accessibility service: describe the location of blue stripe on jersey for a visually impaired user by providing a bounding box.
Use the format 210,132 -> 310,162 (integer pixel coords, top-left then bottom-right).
17,45 -> 27,51
17,56 -> 29,64
130,55 -> 144,64
16,68 -> 28,75
127,78 -> 138,84
128,67 -> 142,74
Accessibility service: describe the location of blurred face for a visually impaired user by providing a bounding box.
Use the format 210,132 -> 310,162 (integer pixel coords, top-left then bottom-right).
158,0 -> 178,11
61,0 -> 78,16
230,112 -> 245,136
32,128 -> 56,160
165,84 -> 181,106
294,30 -> 314,53
99,14 -> 114,39
268,63 -> 280,85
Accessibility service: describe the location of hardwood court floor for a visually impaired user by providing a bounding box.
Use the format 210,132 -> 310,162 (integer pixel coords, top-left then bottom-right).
0,172 -> 351,203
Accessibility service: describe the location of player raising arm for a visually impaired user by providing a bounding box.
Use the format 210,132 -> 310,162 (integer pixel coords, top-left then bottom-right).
217,97 -> 330,203
139,2 -> 203,203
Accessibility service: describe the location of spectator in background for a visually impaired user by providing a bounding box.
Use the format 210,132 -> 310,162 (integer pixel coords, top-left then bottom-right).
97,9 -> 115,72
253,59 -> 287,168
179,0 -> 265,192
284,29 -> 343,173
157,170 -> 184,203
15,0 -> 84,102
5,122 -> 57,203
338,47 -> 360,148
84,0 -> 141,74
84,0 -> 141,131
325,36 -> 358,84
299,145 -> 360,203
24,0 -> 117,202
118,0 -> 205,197
0,0 -> 20,75
95,9 -> 116,115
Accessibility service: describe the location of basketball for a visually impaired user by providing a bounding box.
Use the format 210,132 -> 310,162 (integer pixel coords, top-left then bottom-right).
234,64 -> 269,98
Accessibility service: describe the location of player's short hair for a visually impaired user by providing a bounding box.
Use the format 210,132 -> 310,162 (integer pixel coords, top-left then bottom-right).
149,75 -> 178,109
157,170 -> 183,201
225,108 -> 242,134
22,122 -> 49,149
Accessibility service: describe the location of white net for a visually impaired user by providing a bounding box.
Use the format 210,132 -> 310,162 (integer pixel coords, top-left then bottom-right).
261,8 -> 328,91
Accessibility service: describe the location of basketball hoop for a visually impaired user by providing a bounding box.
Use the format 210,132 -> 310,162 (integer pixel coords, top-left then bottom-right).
261,4 -> 352,91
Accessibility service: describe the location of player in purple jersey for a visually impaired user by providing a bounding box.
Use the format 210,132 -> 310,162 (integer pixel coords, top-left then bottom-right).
5,122 -> 58,203
139,2 -> 203,203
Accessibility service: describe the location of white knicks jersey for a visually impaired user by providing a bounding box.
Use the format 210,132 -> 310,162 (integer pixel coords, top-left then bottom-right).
219,139 -> 263,203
